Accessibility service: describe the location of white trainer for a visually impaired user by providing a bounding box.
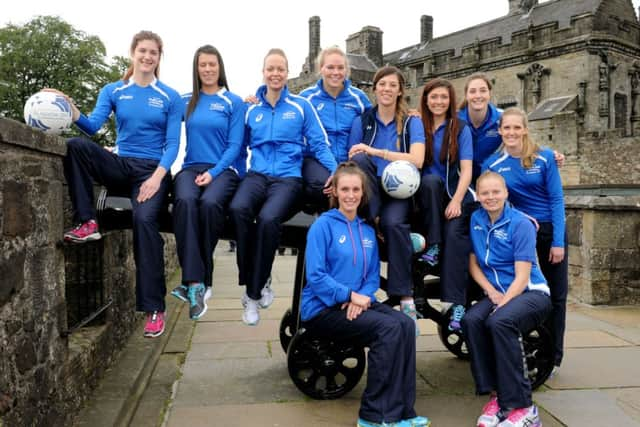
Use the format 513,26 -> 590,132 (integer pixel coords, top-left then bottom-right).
259,277 -> 274,309
242,295 -> 260,326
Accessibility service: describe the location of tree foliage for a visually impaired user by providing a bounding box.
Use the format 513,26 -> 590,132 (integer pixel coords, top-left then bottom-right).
0,16 -> 127,144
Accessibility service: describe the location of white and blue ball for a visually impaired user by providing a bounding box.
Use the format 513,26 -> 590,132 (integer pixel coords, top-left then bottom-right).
23,91 -> 72,135
381,160 -> 420,199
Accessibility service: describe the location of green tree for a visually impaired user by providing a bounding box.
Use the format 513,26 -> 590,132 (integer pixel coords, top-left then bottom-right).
0,16 -> 126,144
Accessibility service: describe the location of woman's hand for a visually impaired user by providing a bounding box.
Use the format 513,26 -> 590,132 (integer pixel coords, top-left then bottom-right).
42,88 -> 81,121
553,150 -> 565,168
137,169 -> 165,203
244,94 -> 259,104
487,288 -> 504,306
195,172 -> 212,187
322,175 -> 333,195
444,198 -> 462,219
348,143 -> 372,158
342,302 -> 364,321
549,246 -> 565,264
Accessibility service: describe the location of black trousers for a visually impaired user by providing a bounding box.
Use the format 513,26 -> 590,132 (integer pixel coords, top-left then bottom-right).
304,303 -> 417,423
64,137 -> 170,312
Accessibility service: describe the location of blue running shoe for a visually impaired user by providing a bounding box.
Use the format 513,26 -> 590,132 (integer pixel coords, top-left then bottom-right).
419,244 -> 440,266
405,416 -> 431,427
448,304 -> 466,332
188,283 -> 207,320
170,284 -> 188,302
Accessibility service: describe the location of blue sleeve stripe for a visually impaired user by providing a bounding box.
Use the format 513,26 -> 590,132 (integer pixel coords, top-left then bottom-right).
112,80 -> 134,94
245,103 -> 260,123
149,81 -> 170,100
488,151 -> 509,169
292,96 -> 331,146
347,87 -> 366,113
284,96 -> 305,117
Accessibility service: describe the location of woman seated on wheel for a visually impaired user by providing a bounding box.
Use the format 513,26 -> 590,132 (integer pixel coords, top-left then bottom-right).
462,171 -> 551,427
300,161 -> 429,427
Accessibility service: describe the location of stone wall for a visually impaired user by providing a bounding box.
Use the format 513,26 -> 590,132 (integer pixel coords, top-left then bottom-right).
566,193 -> 640,305
0,117 -> 177,427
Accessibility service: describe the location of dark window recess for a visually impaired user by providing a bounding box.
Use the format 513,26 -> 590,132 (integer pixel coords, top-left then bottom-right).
614,93 -> 627,130
63,240 -> 110,336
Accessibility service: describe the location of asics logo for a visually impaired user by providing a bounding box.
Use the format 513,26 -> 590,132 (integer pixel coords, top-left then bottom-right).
339,235 -> 346,244
255,113 -> 263,122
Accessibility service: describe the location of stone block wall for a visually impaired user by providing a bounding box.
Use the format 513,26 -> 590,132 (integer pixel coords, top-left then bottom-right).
0,117 -> 177,426
566,194 -> 640,305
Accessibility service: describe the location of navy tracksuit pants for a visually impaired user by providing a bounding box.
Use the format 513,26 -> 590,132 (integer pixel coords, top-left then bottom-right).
64,137 -> 170,313
415,174 -> 475,305
303,303 -> 417,423
301,157 -> 331,213
228,172 -> 302,300
173,165 -> 239,289
352,154 -> 413,297
536,223 -> 569,367
461,292 -> 551,410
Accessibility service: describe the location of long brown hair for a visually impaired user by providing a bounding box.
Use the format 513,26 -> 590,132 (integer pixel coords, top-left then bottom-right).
372,66 -> 408,151
420,78 -> 460,165
186,45 -> 230,120
122,31 -> 163,81
458,72 -> 493,109
329,161 -> 369,215
499,107 -> 541,169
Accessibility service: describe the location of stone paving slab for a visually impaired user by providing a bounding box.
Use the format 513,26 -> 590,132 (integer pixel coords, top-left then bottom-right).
564,329 -> 634,348
604,387 -> 640,423
415,351 -> 475,395
187,341 -> 272,361
535,389 -> 640,426
172,356 -> 305,407
545,347 -> 640,389
191,319 -> 280,343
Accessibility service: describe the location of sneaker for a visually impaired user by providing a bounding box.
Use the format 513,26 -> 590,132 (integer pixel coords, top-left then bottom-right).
406,415 -> 431,426
170,284 -> 188,302
143,311 -> 165,338
188,283 -> 207,320
477,396 -> 502,427
401,302 -> 420,337
497,405 -> 541,427
259,277 -> 274,308
64,219 -> 102,243
172,284 -> 212,303
357,418 -> 412,427
548,365 -> 560,380
448,304 -> 466,332
242,295 -> 260,325
410,233 -> 426,254
419,244 -> 439,266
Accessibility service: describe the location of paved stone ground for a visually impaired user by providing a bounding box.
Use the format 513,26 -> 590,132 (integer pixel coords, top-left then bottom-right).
73,242 -> 640,426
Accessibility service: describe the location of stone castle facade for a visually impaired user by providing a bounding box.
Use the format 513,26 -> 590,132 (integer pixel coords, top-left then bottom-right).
289,0 -> 640,186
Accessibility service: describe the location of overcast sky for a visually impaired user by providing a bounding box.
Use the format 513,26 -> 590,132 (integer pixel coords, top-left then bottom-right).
7,0 -> 639,99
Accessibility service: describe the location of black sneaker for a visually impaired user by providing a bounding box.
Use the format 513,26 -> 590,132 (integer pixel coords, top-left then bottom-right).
188,283 -> 207,320
170,284 -> 188,302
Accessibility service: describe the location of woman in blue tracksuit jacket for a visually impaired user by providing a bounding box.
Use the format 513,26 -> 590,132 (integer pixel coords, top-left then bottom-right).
54,31 -> 181,339
298,46 -> 372,211
462,171 -> 550,427
415,78 -> 474,332
347,66 -> 425,330
301,161 -> 428,427
483,107 -> 568,374
169,45 -> 246,320
457,73 -> 503,183
229,48 -> 337,326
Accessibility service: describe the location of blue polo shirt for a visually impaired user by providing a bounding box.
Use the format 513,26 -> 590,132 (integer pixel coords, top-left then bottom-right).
423,120 -> 473,180
470,204 -> 550,295
348,114 -> 425,176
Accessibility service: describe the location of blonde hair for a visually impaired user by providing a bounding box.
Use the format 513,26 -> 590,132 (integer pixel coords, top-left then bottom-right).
476,170 -> 507,192
315,46 -> 350,78
458,72 -> 493,109
263,48 -> 288,71
123,30 -> 163,81
499,107 -> 541,169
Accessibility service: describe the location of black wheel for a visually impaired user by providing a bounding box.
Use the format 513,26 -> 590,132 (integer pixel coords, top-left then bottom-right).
523,325 -> 554,390
279,309 -> 295,353
287,329 -> 366,400
437,306 -> 469,360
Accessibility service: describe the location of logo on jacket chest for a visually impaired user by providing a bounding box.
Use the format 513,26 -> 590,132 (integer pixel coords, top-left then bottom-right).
316,103 -> 325,111
148,97 -> 164,108
338,235 -> 346,244
209,102 -> 225,111
362,238 -> 374,249
255,113 -> 263,122
492,229 -> 508,240
282,111 -> 297,120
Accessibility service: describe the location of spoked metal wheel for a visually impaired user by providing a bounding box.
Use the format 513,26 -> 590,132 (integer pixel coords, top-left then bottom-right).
287,329 -> 366,400
279,309 -> 295,353
437,306 -> 469,360
523,325 -> 554,390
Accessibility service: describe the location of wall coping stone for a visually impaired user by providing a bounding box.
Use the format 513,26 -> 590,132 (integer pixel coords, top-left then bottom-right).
0,117 -> 67,157
565,195 -> 640,211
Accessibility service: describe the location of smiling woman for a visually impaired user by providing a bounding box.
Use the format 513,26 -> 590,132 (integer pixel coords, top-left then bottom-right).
228,48 -> 337,326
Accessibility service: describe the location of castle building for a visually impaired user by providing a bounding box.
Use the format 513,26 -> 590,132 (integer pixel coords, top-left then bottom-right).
289,0 -> 640,186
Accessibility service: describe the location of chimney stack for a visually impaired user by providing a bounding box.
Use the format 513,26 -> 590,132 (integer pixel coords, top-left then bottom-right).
308,16 -> 321,73
509,0 -> 538,15
421,15 -> 433,44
